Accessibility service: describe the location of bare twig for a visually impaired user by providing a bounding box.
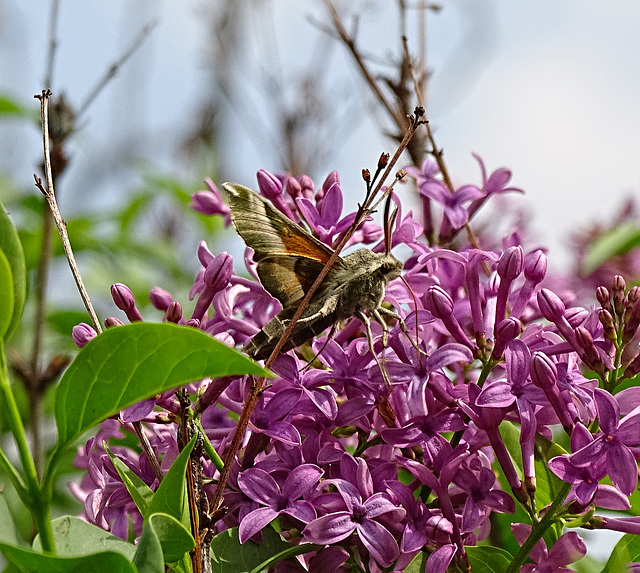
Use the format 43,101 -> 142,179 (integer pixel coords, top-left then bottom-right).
34,90 -> 102,333
210,109 -> 426,513
76,19 -> 158,119
43,0 -> 61,90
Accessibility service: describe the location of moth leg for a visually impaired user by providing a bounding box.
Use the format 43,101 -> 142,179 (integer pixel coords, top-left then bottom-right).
356,311 -> 392,389
299,323 -> 337,373
284,294 -> 339,326
371,308 -> 390,347
377,306 -> 423,355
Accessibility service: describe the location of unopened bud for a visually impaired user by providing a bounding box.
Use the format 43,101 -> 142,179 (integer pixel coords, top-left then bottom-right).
164,301 -> 183,324
598,309 -> 617,341
612,275 -> 626,317
104,317 -> 124,328
596,286 -> 612,314
537,289 -> 566,322
111,283 -> 143,322
72,323 -> 97,348
362,169 -> 371,183
378,153 -> 390,169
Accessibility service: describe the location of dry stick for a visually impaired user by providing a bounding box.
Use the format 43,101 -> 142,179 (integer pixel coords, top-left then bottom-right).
324,0 -> 405,129
210,110 -> 425,512
33,90 -> 164,484
76,19 -> 158,119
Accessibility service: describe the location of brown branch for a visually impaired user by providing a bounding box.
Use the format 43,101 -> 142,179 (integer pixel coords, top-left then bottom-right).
76,19 -> 158,119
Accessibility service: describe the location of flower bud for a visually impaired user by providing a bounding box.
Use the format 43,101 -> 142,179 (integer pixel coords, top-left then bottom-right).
72,323 -> 97,348
164,301 -> 183,323
612,275 -> 626,317
111,283 -> 143,322
257,169 -> 283,200
497,246 -> 524,281
596,286 -> 611,312
523,249 -> 547,283
565,307 -> 588,328
204,251 -> 232,291
492,318 -> 521,360
425,285 -> 454,319
104,317 -> 124,328
598,308 -> 616,341
298,175 -> 315,200
149,287 -> 173,311
537,289 -> 566,321
531,351 -> 575,433
284,176 -> 302,199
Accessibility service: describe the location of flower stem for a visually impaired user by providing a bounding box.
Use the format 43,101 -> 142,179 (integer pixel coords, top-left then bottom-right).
0,341 -> 55,553
504,480 -> 572,573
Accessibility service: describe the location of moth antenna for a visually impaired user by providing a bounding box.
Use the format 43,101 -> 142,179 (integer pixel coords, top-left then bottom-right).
382,193 -> 398,256
400,275 -> 425,368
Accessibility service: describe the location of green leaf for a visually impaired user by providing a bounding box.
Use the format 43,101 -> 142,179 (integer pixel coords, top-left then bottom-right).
0,96 -> 26,116
135,512 -> 194,569
0,249 -> 14,340
133,516 -> 163,573
602,533 -> 640,573
404,551 -> 427,573
0,543 -> 136,573
32,516 -> 136,560
0,493 -> 18,545
466,545 -> 514,572
583,223 -> 640,275
54,322 -> 271,449
105,445 -> 155,518
248,543 -> 323,573
0,200 -> 26,340
210,527 -> 291,573
146,434 -> 196,527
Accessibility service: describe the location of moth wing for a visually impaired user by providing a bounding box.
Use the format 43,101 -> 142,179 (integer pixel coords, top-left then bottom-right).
256,255 -> 337,307
223,182 -> 345,307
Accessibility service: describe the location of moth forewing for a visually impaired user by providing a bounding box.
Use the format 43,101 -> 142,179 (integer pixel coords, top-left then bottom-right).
223,182 -> 405,363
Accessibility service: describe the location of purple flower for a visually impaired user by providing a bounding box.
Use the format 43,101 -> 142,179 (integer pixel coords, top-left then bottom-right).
548,423 -> 630,510
454,464 -> 515,532
190,178 -> 231,225
511,525 -> 586,573
568,388 -> 640,496
237,464 -> 323,543
72,322 -> 97,348
304,456 -> 404,568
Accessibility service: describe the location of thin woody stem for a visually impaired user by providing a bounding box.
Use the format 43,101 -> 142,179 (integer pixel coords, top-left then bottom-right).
34,90 -> 102,334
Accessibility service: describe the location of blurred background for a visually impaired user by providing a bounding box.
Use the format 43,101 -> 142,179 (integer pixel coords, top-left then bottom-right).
1,0 -> 640,562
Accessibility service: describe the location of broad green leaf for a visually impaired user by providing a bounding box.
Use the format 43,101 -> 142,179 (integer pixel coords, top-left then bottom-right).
146,434 -> 196,527
210,527 -> 290,573
602,533 -> 640,573
135,512 -> 194,568
106,445 -> 155,518
584,223 -> 640,275
0,200 -> 26,340
0,493 -> 18,545
32,516 -> 136,560
0,249 -> 14,339
55,322 -> 270,449
466,545 -> 513,572
0,542 -> 136,573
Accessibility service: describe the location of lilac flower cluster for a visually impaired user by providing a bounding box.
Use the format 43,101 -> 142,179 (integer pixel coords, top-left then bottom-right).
72,160 -> 640,571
